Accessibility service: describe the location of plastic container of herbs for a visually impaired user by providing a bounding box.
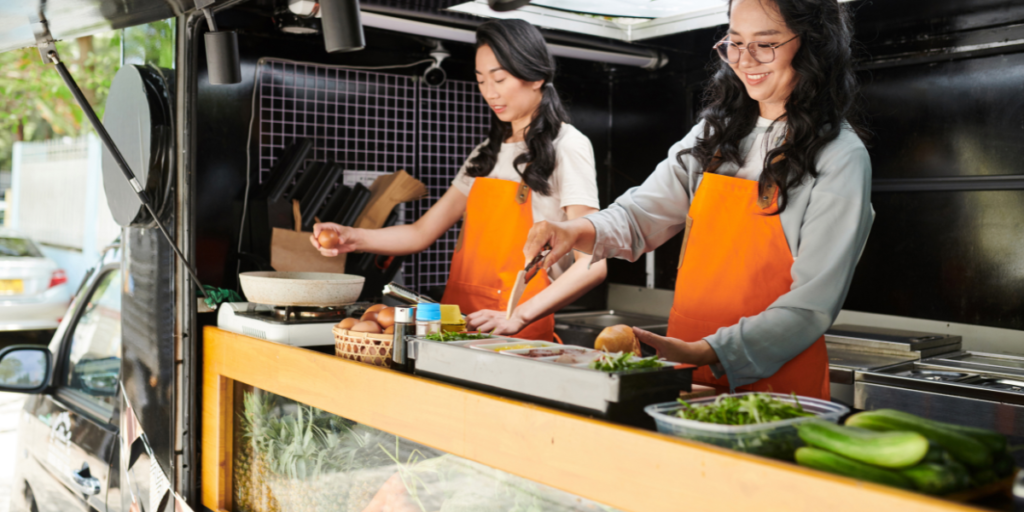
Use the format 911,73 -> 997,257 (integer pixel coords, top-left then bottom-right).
644,392 -> 849,460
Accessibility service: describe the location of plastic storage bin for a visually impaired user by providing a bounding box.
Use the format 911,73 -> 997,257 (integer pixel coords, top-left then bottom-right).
645,392 -> 849,460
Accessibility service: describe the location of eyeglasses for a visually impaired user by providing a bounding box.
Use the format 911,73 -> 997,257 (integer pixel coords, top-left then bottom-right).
713,35 -> 799,64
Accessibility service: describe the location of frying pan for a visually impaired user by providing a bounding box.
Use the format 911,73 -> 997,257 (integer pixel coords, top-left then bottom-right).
239,271 -> 365,306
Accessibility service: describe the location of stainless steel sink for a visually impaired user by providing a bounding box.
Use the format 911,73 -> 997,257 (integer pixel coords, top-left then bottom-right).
554,310 -> 668,350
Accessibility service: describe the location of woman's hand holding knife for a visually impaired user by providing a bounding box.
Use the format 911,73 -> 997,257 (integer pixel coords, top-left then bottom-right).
524,217 -> 721,367
523,218 -> 598,271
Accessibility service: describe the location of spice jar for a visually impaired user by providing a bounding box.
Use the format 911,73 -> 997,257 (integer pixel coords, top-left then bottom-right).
415,303 -> 441,336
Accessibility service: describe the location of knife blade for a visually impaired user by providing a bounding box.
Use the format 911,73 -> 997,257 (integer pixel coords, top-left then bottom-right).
506,245 -> 551,320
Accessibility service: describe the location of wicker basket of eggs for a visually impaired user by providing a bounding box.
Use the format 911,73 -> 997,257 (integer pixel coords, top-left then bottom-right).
333,304 -> 399,367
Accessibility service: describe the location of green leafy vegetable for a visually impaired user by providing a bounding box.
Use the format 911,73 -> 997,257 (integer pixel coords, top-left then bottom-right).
675,393 -> 813,426
589,352 -> 663,372
422,332 -> 492,342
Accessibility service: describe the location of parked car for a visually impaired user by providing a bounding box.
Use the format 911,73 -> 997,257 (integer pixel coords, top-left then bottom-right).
0,231 -> 71,337
3,250 -> 121,512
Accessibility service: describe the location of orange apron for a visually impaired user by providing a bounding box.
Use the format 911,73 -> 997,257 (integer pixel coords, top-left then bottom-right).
668,171 -> 830,399
441,177 -> 555,341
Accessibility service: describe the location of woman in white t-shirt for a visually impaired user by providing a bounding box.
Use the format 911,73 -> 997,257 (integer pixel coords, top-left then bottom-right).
312,19 -> 606,341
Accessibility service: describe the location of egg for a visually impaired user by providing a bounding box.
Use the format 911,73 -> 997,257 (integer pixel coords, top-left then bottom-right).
383,325 -> 395,334
360,309 -> 379,323
337,317 -> 359,330
377,307 -> 396,329
366,304 -> 387,314
350,321 -> 382,334
317,230 -> 341,249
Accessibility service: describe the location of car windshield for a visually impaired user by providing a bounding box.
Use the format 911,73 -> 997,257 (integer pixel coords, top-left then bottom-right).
0,237 -> 43,258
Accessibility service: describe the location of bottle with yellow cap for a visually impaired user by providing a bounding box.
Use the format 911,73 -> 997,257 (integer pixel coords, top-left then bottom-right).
440,304 -> 467,333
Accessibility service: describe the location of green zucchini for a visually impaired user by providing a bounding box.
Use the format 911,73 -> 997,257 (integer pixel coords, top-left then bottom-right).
900,463 -> 963,495
993,451 -> 1016,478
921,442 -> 947,464
797,420 -> 929,468
942,456 -> 972,490
940,422 -> 1007,454
970,468 -> 999,487
845,410 -> 993,469
795,447 -> 914,489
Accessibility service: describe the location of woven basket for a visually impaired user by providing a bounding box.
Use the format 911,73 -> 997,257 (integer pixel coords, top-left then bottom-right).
334,326 -> 394,368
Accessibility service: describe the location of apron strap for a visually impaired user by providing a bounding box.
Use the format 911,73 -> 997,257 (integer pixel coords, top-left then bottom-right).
516,180 -> 530,205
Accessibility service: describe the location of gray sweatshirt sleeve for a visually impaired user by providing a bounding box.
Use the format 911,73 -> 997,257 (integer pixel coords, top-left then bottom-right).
586,124 -> 704,263
586,124 -> 874,390
706,135 -> 873,389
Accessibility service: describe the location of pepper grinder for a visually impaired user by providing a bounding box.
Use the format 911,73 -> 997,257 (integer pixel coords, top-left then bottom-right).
391,307 -> 414,371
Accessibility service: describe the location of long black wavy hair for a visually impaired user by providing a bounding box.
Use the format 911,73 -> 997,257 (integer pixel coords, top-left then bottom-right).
681,0 -> 867,213
465,19 -> 570,196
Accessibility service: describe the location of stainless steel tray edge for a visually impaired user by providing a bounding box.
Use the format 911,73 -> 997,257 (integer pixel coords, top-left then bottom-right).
413,340 -> 621,412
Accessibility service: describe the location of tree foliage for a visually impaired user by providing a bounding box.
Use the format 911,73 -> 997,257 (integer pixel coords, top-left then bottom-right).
0,18 -> 175,171
0,33 -> 121,170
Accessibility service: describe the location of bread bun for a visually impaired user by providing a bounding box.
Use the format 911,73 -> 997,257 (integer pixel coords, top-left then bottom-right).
351,321 -> 383,334
595,324 -> 640,355
337,317 -> 359,330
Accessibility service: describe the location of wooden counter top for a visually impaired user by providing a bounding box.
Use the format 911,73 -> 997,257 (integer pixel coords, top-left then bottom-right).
202,327 -> 984,512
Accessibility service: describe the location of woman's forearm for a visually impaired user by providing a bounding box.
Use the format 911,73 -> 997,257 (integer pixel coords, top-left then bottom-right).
349,222 -> 442,256
343,187 -> 468,256
515,252 -> 607,324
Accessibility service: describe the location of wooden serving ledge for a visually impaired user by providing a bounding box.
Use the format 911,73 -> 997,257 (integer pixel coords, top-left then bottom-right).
201,327 -> 984,512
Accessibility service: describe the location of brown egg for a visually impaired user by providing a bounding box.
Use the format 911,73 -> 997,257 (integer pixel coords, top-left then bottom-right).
317,230 -> 341,249
377,307 -> 396,329
360,309 -> 379,323
383,325 -> 395,334
366,304 -> 387,314
351,321 -> 382,334
337,317 -> 359,330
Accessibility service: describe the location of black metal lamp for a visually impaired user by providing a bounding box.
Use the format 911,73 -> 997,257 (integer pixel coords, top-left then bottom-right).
196,0 -> 242,84
319,0 -> 365,53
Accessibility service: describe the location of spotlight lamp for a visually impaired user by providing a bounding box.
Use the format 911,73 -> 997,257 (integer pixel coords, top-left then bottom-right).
319,0 -> 366,53
196,0 -> 242,84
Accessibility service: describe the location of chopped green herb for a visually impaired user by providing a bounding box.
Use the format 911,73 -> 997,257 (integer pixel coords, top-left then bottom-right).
675,393 -> 813,426
589,352 -> 663,372
422,332 -> 492,342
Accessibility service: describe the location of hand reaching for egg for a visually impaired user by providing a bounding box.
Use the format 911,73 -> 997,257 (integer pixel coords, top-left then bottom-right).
310,222 -> 358,256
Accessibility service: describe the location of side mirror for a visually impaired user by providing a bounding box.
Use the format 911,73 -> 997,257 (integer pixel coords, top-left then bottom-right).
0,345 -> 52,394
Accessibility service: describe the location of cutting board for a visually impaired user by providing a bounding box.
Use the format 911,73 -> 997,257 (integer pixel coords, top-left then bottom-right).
353,170 -> 427,230
270,227 -> 347,273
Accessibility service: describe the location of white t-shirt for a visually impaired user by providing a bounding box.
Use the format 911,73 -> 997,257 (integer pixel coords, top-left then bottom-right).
452,123 -> 599,278
734,116 -> 787,181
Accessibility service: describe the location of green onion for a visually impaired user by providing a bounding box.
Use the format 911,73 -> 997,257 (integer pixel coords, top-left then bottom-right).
675,392 -> 813,425
589,352 -> 663,372
422,332 -> 492,342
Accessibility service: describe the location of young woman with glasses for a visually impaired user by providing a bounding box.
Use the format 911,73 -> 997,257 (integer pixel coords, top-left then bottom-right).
523,0 -> 872,398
